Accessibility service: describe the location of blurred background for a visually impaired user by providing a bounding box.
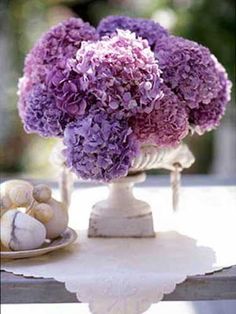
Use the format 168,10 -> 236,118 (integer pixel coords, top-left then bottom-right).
0,0 -> 235,179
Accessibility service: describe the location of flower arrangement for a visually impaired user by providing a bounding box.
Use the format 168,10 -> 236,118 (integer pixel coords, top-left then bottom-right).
18,16 -> 232,182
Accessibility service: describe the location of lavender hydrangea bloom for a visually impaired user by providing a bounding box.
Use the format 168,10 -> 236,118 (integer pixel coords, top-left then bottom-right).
20,85 -> 72,137
131,85 -> 188,147
189,58 -> 232,133
53,29 -> 163,116
64,109 -> 139,182
18,77 -> 32,119
24,17 -> 98,84
154,36 -> 223,110
18,18 -> 97,137
97,15 -> 169,48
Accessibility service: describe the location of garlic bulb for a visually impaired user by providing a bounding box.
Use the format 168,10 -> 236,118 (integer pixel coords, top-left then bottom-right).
42,199 -> 68,239
33,184 -> 52,203
0,209 -> 46,251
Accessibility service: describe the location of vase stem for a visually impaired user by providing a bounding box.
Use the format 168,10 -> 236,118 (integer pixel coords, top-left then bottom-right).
88,172 -> 155,237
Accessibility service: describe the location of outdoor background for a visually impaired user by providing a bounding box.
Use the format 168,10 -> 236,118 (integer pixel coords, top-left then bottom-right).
0,0 -> 235,179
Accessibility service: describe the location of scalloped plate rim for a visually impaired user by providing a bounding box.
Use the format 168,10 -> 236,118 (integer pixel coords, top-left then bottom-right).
1,227 -> 78,260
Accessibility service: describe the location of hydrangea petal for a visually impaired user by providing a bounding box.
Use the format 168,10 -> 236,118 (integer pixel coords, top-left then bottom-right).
97,15 -> 169,48
53,29 -> 163,117
131,85 -> 189,147
64,109 -> 139,181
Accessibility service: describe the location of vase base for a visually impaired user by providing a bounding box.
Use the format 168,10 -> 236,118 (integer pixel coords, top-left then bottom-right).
88,212 -> 155,238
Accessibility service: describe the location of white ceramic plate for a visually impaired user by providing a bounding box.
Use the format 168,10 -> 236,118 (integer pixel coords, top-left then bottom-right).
1,227 -> 77,259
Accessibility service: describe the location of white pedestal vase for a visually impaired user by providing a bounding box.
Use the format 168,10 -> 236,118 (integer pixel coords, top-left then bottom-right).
88,143 -> 195,238
88,172 -> 154,237
51,141 -> 195,238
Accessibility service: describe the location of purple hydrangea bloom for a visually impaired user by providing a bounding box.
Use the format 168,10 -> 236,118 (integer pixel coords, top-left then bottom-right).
52,29 -> 163,117
131,85 -> 189,147
24,17 -> 98,84
17,15 -> 232,184
154,36 -> 223,110
18,17 -> 97,137
189,58 -> 232,133
19,85 -> 72,137
97,15 -> 169,48
64,109 -> 139,182
18,76 -> 32,119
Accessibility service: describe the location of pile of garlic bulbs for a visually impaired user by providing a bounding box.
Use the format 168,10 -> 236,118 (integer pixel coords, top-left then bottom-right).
0,180 -> 68,251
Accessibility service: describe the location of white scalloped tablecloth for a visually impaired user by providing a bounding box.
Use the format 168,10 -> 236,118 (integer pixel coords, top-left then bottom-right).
1,185 -> 236,314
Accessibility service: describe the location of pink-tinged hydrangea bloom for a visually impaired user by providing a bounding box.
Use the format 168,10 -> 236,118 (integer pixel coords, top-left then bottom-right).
64,109 -> 139,182
20,85 -> 72,137
18,17 -> 97,137
97,15 -> 169,48
131,85 -> 189,147
52,29 -> 163,116
189,58 -> 232,133
154,36 -> 223,109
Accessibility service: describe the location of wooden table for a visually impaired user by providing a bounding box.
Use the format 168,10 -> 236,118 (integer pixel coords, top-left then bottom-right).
1,175 -> 236,304
1,266 -> 236,303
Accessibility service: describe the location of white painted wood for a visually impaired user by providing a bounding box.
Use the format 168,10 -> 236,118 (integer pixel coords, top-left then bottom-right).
1,266 -> 236,303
